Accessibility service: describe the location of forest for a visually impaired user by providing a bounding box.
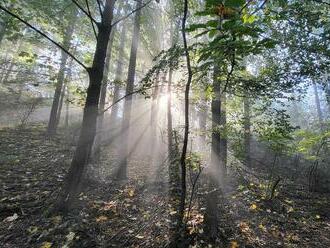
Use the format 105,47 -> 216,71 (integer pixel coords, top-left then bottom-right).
0,0 -> 329,247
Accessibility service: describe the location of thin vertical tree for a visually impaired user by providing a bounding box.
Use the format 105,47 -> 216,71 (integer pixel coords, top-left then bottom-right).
109,24 -> 127,127
47,9 -> 78,136
117,0 -> 142,180
243,93 -> 252,167
178,0 -> 192,228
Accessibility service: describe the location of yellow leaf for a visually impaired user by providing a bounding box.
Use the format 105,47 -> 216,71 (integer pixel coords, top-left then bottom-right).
250,203 -> 257,210
96,215 -> 108,222
40,242 -> 52,248
258,224 -> 266,231
135,235 -> 144,239
287,206 -> 294,213
127,188 -> 135,197
230,240 -> 239,248
316,215 -> 321,219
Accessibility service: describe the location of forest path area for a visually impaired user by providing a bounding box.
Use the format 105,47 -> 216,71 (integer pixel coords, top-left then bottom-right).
0,125 -> 329,247
0,125 -> 171,247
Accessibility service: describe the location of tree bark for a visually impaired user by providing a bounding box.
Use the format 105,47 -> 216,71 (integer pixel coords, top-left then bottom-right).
0,16 -> 8,45
178,0 -> 192,227
117,0 -> 142,180
47,11 -> 77,136
93,25 -> 116,155
219,92 -> 227,177
54,0 -> 116,213
56,57 -> 74,128
205,65 -> 221,240
149,73 -> 160,158
243,94 -> 252,167
109,24 -> 127,127
313,82 -> 323,126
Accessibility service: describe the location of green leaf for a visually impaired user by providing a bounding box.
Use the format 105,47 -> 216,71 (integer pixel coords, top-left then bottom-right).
208,29 -> 218,39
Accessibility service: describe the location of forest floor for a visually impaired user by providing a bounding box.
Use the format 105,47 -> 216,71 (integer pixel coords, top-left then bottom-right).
0,125 -> 329,248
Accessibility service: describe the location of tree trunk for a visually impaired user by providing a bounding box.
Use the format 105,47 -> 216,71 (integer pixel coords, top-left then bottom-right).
93,25 -> 116,155
325,80 -> 330,114
149,73 -> 160,158
55,57 -> 74,128
243,94 -> 251,167
47,11 -> 77,136
313,82 -> 323,126
54,0 -> 115,213
108,24 -> 127,127
219,92 -> 227,178
0,16 -> 8,45
65,86 -> 70,128
178,0 -> 192,228
117,0 -> 142,180
205,65 -> 221,240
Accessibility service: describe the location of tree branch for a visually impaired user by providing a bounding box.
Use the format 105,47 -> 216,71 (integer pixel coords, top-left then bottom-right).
96,0 -> 104,18
71,0 -> 98,24
99,83 -> 164,115
0,5 -> 88,71
250,0 -> 268,16
84,0 -> 98,39
111,0 -> 153,27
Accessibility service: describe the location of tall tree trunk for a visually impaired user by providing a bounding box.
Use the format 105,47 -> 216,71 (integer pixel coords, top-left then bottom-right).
219,92 -> 227,177
205,65 -> 221,240
47,11 -> 77,136
65,86 -> 70,128
243,94 -> 251,167
149,73 -> 160,158
0,15 -> 9,45
325,79 -> 330,115
117,0 -> 142,180
55,57 -> 74,128
54,0 -> 115,213
313,82 -> 323,126
109,24 -> 127,127
167,69 -> 174,163
167,19 -> 182,237
93,25 -> 116,155
198,98 -> 207,143
178,0 -> 192,227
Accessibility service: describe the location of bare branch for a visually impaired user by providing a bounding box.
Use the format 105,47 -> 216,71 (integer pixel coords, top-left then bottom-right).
112,0 -> 153,27
0,5 -> 88,71
96,0 -> 103,18
240,0 -> 254,14
84,0 -> 98,39
99,83 -> 163,115
71,0 -> 98,24
250,0 -> 268,16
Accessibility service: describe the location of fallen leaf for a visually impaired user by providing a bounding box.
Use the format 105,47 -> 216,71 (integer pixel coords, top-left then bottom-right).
3,213 -> 18,222
40,242 -> 52,248
230,240 -> 239,248
96,216 -> 108,222
127,188 -> 135,197
250,203 -> 257,210
66,231 -> 75,242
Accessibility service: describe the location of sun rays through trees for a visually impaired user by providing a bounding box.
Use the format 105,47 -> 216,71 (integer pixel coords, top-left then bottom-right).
0,0 -> 330,247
